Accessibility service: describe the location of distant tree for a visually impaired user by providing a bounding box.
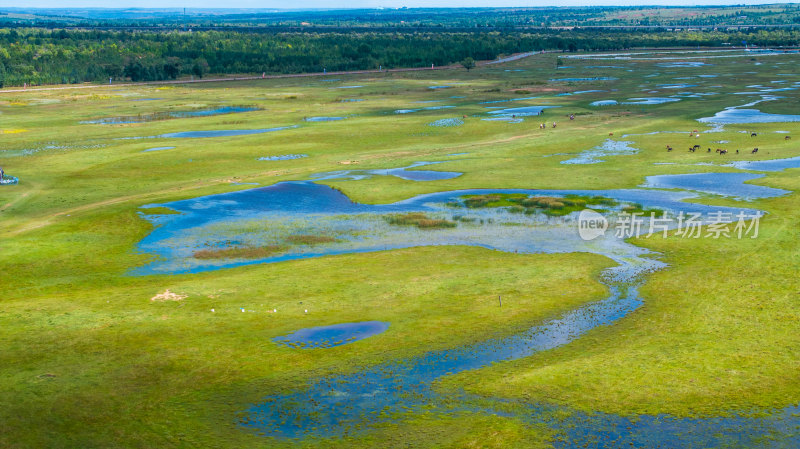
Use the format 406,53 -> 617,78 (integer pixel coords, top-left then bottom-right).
163,57 -> 181,79
460,57 -> 475,71
0,62 -> 5,88
191,58 -> 209,79
357,43 -> 372,57
124,61 -> 143,82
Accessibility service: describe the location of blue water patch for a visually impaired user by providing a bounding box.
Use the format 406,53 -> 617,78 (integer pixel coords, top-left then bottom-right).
274,321 -> 389,349
487,106 -> 559,117
728,155 -> 800,171
142,146 -> 175,152
428,118 -> 464,127
482,117 -> 524,123
258,154 -> 308,161
643,172 -> 790,199
622,98 -> 681,105
340,99 -> 364,102
0,175 -> 19,185
428,85 -> 452,89
478,96 -> 539,105
394,106 -> 455,114
657,83 -> 697,89
561,140 -> 639,165
304,116 -> 345,122
337,85 -> 364,89
148,125 -> 297,139
698,108 -> 800,124
656,61 -> 710,68
590,100 -> 618,106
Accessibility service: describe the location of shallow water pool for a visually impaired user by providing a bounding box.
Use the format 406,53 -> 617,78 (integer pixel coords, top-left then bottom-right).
274,321 -> 390,349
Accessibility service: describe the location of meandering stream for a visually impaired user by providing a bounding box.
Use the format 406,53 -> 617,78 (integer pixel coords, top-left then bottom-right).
134,169 -> 796,446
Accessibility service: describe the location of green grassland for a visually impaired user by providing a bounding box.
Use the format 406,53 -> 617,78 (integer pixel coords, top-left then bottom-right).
2,50 -> 800,448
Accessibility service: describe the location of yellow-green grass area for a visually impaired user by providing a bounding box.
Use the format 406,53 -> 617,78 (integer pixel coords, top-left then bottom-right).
2,50 -> 800,447
437,169 -> 800,418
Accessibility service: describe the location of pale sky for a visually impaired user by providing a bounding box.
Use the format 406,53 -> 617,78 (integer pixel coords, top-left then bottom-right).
1,1 -> 796,9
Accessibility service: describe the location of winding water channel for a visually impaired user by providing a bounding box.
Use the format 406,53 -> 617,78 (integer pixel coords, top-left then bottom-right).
134,168 -> 797,446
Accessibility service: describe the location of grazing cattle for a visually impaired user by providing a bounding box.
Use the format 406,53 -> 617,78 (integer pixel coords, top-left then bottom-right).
609,132 -> 614,136
751,133 -> 758,137
786,136 -> 792,140
707,148 -> 712,153
752,148 -> 759,154
552,122 -> 557,128
666,145 -> 673,151
688,147 -> 694,152
718,149 -> 728,155
693,144 -> 701,150
736,149 -> 740,154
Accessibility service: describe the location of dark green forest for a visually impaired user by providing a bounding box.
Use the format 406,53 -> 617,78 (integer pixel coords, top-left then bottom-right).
1,11 -> 800,87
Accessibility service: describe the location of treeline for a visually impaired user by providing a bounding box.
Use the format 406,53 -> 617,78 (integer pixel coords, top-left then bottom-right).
1,27 -> 800,87
4,5 -> 800,29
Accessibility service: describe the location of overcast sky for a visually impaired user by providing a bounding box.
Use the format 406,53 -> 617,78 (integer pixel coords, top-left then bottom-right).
1,1 -> 796,9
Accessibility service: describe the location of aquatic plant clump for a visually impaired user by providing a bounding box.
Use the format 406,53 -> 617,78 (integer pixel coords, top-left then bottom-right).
621,203 -> 666,218
284,235 -> 338,245
460,193 -> 618,216
386,212 -> 457,229
193,245 -> 287,260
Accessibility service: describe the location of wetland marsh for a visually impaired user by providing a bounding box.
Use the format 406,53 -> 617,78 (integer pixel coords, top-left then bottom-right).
3,46 -> 800,449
